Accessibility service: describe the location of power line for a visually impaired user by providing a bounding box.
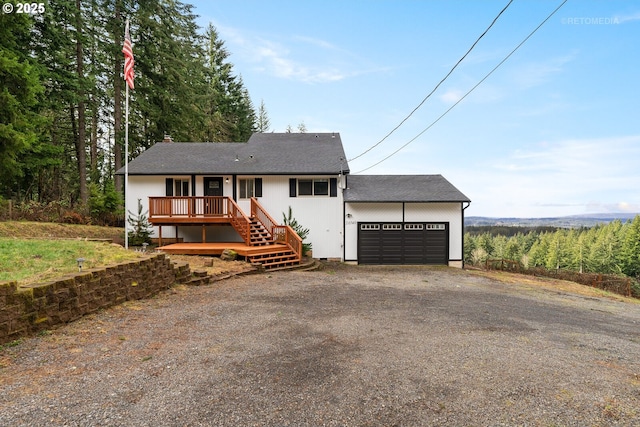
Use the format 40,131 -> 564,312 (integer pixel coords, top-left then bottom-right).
355,0 -> 569,174
348,0 -> 514,163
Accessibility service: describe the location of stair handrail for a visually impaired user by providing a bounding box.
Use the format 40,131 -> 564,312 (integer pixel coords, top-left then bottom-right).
250,197 -> 278,240
273,225 -> 303,261
225,197 -> 251,245
251,198 -> 302,260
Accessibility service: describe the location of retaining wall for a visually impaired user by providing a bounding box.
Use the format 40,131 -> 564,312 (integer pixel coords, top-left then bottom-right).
0,254 -> 191,344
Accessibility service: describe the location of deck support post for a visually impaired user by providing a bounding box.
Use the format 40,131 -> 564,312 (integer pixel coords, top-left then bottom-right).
158,225 -> 162,246
202,225 -> 206,243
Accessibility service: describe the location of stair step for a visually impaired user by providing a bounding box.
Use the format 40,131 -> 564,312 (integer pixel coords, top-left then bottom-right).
260,260 -> 300,269
250,251 -> 296,258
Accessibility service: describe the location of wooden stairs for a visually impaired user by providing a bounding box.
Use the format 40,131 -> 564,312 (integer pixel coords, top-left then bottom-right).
246,218 -> 300,270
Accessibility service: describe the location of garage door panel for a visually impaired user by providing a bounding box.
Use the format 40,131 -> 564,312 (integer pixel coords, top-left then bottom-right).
358,223 -> 448,265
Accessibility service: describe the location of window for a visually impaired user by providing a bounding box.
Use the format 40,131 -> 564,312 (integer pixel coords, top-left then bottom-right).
383,224 -> 402,230
239,179 -> 254,199
426,224 -> 446,230
405,224 -> 424,230
297,179 -> 329,196
298,179 -> 313,196
175,179 -> 189,196
361,224 -> 380,230
313,179 -> 329,196
166,178 -> 189,196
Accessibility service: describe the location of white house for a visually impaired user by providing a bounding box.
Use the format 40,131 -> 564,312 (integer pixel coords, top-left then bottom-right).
119,133 -> 470,268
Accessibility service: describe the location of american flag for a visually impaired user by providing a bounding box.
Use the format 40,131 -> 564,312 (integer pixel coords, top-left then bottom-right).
122,19 -> 135,90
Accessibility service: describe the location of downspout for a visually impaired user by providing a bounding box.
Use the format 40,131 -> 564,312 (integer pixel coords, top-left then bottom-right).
462,201 -> 471,268
341,173 -> 347,262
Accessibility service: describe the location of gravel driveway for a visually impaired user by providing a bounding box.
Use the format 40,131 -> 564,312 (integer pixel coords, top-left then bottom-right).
1,264 -> 639,426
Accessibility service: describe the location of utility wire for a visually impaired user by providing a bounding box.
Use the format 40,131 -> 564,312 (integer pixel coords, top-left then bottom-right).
355,0 -> 569,174
348,0 -> 514,163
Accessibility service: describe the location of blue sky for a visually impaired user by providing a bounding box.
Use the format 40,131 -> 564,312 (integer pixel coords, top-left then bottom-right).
188,0 -> 639,218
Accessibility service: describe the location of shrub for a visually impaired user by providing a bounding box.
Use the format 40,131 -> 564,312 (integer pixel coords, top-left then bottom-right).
89,182 -> 123,226
282,206 -> 312,255
127,199 -> 152,246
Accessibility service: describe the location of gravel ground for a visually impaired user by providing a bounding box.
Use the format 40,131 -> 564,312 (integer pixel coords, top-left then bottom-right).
1,264 -> 639,426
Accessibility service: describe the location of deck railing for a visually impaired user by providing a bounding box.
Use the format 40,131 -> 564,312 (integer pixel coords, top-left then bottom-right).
149,196 -> 229,218
148,196 -> 251,245
251,197 -> 302,261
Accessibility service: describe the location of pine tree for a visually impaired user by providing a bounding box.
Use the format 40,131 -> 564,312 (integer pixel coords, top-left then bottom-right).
621,216 -> 640,277
201,24 -> 256,142
256,99 -> 271,133
0,10 -> 45,199
1,0 -> 260,209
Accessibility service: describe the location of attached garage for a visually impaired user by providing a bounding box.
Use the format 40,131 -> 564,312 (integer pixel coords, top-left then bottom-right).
343,175 -> 470,267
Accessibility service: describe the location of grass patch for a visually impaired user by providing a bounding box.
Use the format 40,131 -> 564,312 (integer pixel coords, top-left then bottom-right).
0,238 -> 143,285
0,221 -> 124,241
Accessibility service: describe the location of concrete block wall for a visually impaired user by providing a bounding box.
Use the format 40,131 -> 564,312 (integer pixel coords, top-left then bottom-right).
0,253 -> 192,345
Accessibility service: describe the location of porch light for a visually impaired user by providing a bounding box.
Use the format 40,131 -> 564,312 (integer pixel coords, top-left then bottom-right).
76,257 -> 85,272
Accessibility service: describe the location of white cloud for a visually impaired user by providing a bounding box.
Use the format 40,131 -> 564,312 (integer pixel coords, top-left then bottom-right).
216,25 -> 367,84
439,89 -> 464,104
615,12 -> 640,23
458,135 -> 640,217
510,53 -> 576,89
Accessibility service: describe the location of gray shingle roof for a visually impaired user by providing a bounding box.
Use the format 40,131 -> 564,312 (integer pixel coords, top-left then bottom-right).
117,133 -> 349,175
344,175 -> 470,203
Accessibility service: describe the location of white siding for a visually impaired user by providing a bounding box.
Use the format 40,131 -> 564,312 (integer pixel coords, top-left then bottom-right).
126,176 -> 178,238
250,176 -> 343,259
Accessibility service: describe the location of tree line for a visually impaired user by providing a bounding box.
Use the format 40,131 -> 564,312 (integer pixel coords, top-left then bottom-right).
464,216 -> 640,279
1,0 -> 269,211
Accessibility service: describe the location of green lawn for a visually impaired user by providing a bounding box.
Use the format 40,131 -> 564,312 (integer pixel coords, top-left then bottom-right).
0,238 -> 144,285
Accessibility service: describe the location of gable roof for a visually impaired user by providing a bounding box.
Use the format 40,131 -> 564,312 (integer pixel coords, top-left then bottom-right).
117,133 -> 349,175
344,175 -> 470,203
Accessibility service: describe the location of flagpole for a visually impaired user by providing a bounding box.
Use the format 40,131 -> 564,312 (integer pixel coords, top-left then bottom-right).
124,83 -> 129,250
122,17 -> 133,250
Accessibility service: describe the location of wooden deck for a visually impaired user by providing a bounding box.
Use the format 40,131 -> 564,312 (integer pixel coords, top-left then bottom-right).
157,242 -> 290,256
148,197 -> 303,269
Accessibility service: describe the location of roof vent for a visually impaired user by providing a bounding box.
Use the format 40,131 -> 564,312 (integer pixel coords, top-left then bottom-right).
162,134 -> 173,143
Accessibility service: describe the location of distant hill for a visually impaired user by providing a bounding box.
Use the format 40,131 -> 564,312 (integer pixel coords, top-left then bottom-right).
466,213 -> 638,228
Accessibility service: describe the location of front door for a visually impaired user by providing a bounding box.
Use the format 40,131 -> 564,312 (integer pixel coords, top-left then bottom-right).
204,177 -> 223,196
203,177 -> 224,215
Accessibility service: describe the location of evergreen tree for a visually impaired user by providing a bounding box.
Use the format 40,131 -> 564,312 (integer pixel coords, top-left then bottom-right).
201,23 -> 256,142
1,0 -> 260,209
527,232 -> 551,268
256,99 -> 270,133
586,221 -> 624,274
133,0 -> 207,149
621,216 -> 640,277
463,233 -> 476,265
0,10 -> 46,199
